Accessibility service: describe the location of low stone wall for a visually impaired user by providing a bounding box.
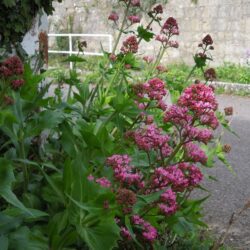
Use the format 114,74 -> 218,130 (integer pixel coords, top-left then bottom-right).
49,0 -> 250,66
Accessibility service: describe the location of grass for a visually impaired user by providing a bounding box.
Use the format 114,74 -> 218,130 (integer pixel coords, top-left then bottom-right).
166,63 -> 250,84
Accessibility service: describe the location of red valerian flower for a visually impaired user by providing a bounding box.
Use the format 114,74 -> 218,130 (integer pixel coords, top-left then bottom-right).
0,56 -> 24,78
159,189 -> 177,216
128,15 -> 141,24
127,124 -> 172,157
131,215 -> 157,241
202,34 -> 213,45
120,227 -> 132,240
109,53 -> 117,62
143,55 -> 154,64
106,154 -> 144,188
144,78 -> 167,100
3,95 -> 14,105
108,12 -> 119,22
224,106 -> 233,116
184,142 -> 208,164
162,17 -> 179,36
11,79 -> 25,90
121,36 -> 138,54
156,65 -> 168,72
168,40 -> 179,48
116,188 -> 137,206
178,83 -> 218,114
153,4 -> 163,14
204,68 -> 216,81
96,177 -> 112,188
131,0 -> 140,6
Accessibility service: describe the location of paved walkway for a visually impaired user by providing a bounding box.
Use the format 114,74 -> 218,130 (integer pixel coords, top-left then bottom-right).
201,95 -> 250,249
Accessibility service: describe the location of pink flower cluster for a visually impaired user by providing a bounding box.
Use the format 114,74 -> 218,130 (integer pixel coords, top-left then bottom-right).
121,36 -> 139,54
164,83 -> 218,144
131,0 -> 140,7
120,227 -> 132,240
131,215 -> 157,241
164,105 -> 192,126
184,142 -> 207,164
183,126 -> 213,144
151,166 -> 189,190
199,112 -> 219,129
122,0 -> 140,6
159,189 -> 177,215
108,12 -> 119,22
202,34 -> 213,46
153,4 -> 163,14
0,56 -> 25,90
178,163 -> 203,186
143,56 -> 154,64
128,15 -> 140,24
96,177 -> 112,188
11,79 -> 25,90
144,78 -> 167,100
106,154 -> 144,188
156,65 -> 168,73
151,163 -> 203,191
178,83 -> 218,115
87,175 -> 111,188
162,17 -> 179,36
133,78 -> 168,111
156,17 -> 179,48
0,56 -> 24,77
127,124 -> 172,157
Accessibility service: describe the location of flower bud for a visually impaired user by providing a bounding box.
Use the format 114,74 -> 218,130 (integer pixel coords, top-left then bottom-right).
108,12 -> 119,22
224,106 -> 233,116
222,144 -> 232,153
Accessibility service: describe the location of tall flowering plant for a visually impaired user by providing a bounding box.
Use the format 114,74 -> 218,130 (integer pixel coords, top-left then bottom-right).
90,80 -> 221,248
0,1 -> 233,249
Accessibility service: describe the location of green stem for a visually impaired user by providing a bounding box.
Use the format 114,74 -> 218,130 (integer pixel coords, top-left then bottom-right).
185,65 -> 197,84
19,133 -> 29,192
112,0 -> 132,54
165,142 -> 183,166
147,46 -> 166,79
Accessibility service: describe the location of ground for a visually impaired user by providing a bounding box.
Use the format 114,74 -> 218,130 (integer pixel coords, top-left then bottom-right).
202,95 -> 250,249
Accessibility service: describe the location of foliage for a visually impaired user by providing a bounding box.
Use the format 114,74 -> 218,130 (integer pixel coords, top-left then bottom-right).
165,62 -> 250,85
0,0 -> 62,52
0,1 -> 233,249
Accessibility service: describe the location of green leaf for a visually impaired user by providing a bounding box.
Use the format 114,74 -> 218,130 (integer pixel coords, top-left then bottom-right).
216,143 -> 235,174
193,54 -> 206,69
134,190 -> 164,213
173,217 -> 195,236
125,216 -> 143,249
216,111 -> 239,138
0,158 -> 33,216
137,26 -> 154,42
21,63 -> 44,101
37,109 -> 65,130
0,235 -> 8,250
8,226 -> 48,250
77,217 -> 120,250
3,207 -> 48,220
66,194 -> 104,214
2,0 -> 16,7
0,110 -> 17,126
0,212 -> 22,234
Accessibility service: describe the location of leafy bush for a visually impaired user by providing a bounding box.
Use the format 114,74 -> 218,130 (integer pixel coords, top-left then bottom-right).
0,1 -> 233,249
0,0 -> 62,52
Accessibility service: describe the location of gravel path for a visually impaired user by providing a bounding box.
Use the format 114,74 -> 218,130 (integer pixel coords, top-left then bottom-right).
201,95 -> 250,249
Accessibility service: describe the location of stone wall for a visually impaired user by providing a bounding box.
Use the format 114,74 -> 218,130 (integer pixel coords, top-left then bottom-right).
49,0 -> 250,65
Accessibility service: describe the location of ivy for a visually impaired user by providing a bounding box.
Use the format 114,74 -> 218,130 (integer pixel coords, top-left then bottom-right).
0,0 -> 62,52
